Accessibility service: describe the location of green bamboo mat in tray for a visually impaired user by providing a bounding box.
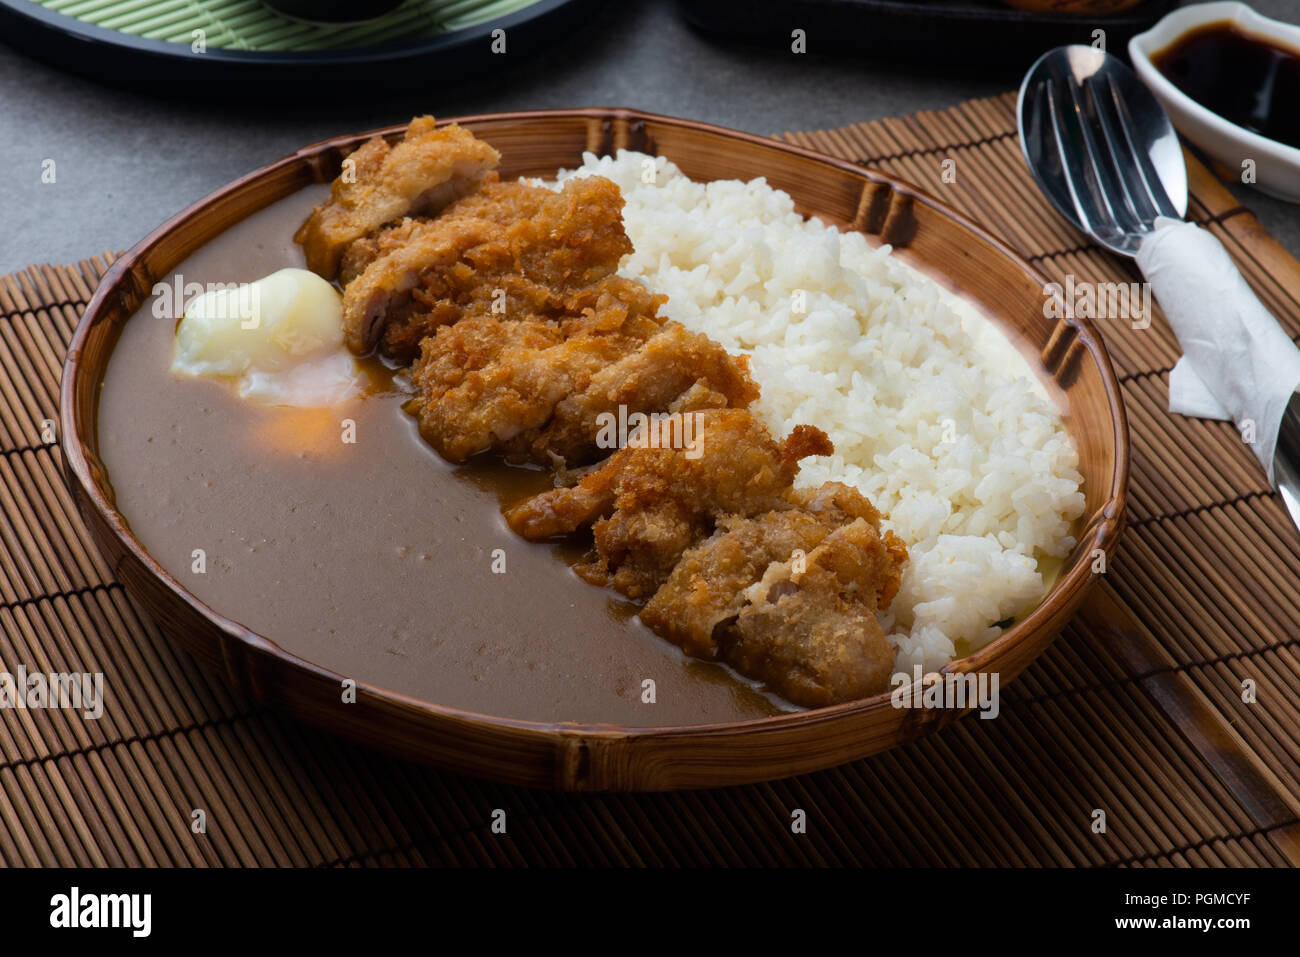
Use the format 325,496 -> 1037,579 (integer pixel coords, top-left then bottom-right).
2,92 -> 1300,866
32,0 -> 541,50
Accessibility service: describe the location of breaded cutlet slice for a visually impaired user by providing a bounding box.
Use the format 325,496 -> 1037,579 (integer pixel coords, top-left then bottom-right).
295,115 -> 499,280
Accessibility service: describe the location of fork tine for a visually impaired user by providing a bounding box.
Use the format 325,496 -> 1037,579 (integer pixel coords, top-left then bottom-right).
1063,75 -> 1140,236
1085,76 -> 1154,229
1043,77 -> 1121,245
1104,73 -> 1183,220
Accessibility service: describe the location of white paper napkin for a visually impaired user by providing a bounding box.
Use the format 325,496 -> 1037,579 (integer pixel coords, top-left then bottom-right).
1135,217 -> 1300,483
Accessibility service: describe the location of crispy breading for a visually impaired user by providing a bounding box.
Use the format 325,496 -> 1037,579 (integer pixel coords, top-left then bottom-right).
640,508 -> 840,658
407,274 -> 757,465
338,181 -> 554,285
340,215 -> 496,357
406,274 -> 662,462
338,217 -> 425,287
640,481 -> 907,706
639,482 -> 887,655
558,274 -> 664,337
406,314 -> 627,463
295,116 -> 499,279
342,176 -> 633,359
439,178 -> 552,223
528,323 -> 759,466
723,519 -> 905,707
505,409 -> 833,598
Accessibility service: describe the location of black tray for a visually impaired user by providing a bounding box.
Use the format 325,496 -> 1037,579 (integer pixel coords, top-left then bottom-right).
679,0 -> 1178,69
0,0 -> 597,99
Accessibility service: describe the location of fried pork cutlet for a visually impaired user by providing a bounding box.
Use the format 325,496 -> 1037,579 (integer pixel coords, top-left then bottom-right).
295,116 -> 500,280
639,483 -> 886,654
724,521 -> 905,707
338,181 -> 554,286
532,322 -> 759,467
408,282 -> 759,466
341,175 -> 633,359
406,311 -> 635,464
505,409 -> 833,598
338,217 -> 427,288
440,178 -> 553,223
406,275 -> 662,463
641,482 -> 908,707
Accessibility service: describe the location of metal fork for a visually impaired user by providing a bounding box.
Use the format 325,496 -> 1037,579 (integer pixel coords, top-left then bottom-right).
1019,45 -> 1187,257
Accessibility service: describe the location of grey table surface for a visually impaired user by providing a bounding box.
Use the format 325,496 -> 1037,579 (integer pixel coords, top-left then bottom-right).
0,0 -> 1296,274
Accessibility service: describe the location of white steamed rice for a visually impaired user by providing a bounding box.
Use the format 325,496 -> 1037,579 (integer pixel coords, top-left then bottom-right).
554,152 -> 1087,674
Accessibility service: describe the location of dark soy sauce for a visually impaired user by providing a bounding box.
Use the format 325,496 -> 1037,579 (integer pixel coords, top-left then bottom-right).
1153,21 -> 1300,150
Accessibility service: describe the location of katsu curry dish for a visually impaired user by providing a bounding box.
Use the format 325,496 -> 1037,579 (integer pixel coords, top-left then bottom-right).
97,116 -> 1085,725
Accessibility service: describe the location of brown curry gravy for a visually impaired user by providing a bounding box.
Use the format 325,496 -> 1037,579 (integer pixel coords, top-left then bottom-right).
98,186 -> 788,726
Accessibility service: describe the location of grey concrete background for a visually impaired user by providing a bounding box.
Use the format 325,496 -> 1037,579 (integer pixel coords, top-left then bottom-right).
0,0 -> 1296,273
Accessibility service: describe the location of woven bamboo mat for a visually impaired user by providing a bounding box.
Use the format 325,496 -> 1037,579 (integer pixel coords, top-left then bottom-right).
2,92 -> 1299,867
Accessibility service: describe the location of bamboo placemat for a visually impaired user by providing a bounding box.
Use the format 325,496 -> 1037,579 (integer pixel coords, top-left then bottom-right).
2,92 -> 1299,867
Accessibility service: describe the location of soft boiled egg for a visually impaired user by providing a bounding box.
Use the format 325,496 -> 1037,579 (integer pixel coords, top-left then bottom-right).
171,267 -> 362,407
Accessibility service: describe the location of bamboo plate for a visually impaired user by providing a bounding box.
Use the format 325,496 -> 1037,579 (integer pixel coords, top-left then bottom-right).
60,109 -> 1129,791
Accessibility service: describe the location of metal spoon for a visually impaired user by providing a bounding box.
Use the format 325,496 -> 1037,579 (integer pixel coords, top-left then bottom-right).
1018,44 -> 1300,536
